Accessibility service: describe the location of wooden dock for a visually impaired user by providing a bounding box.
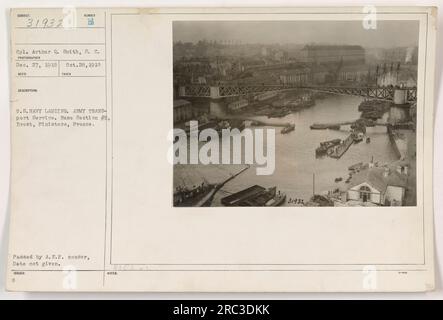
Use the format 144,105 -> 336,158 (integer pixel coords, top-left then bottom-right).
329,134 -> 354,159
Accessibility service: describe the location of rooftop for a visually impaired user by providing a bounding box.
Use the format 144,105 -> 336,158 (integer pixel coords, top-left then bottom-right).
302,45 -> 364,51
339,64 -> 371,72
348,166 -> 407,192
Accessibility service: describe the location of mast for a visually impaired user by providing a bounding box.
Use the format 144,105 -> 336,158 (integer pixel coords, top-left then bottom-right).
312,173 -> 315,196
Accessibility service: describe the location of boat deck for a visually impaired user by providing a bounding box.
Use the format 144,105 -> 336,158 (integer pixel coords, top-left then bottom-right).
221,185 -> 266,206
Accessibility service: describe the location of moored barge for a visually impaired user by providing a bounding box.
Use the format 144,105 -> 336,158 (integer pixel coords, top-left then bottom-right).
221,185 -> 285,207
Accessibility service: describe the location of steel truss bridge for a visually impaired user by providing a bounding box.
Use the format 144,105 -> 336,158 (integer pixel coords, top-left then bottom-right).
178,84 -> 417,102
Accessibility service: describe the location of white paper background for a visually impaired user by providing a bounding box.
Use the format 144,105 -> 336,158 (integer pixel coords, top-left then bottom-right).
0,0 -> 442,299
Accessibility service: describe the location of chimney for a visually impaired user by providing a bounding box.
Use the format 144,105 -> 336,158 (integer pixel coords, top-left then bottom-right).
383,167 -> 390,177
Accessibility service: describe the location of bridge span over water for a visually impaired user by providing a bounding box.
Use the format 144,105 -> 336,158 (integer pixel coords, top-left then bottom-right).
178,84 -> 417,103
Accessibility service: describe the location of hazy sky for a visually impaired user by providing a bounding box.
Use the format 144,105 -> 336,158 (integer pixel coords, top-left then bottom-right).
173,20 -> 419,48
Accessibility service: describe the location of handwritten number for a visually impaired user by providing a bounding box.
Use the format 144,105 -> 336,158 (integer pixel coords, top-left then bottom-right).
24,17 -> 64,28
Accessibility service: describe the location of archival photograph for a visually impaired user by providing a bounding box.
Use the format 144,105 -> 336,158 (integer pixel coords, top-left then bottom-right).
172,20 -> 418,207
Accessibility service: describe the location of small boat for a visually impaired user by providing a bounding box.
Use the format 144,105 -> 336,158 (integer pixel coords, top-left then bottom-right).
348,162 -> 363,171
220,185 -> 266,206
310,123 -> 328,130
320,138 -> 341,148
316,138 -> 341,156
310,123 -> 340,130
265,193 -> 287,206
366,137 -> 371,143
335,177 -> 343,183
281,124 -> 295,134
308,194 -> 334,207
315,146 -> 328,156
221,185 -> 278,206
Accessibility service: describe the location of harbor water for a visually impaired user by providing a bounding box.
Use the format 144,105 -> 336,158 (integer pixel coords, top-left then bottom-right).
174,94 -> 399,206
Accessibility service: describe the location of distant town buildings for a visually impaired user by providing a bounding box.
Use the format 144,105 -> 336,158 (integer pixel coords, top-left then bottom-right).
310,65 -> 329,84
173,41 -> 418,104
273,50 -> 287,62
173,99 -> 193,123
279,66 -> 329,85
228,99 -> 249,111
377,65 -> 417,87
254,91 -> 279,101
337,64 -> 370,83
279,68 -> 310,85
301,45 -> 365,65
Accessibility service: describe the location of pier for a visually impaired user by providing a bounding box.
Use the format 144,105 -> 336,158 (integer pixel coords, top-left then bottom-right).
310,120 -> 389,129
329,134 -> 354,159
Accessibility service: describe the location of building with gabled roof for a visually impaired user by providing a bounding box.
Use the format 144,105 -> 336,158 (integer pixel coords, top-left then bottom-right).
346,164 -> 408,206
